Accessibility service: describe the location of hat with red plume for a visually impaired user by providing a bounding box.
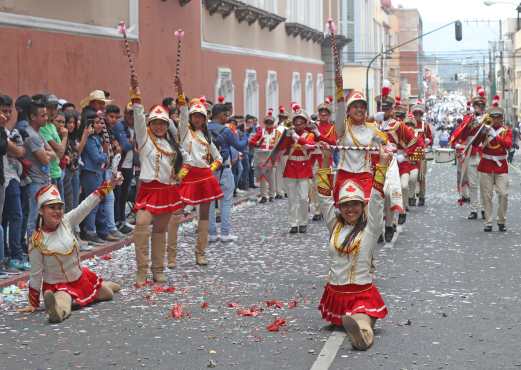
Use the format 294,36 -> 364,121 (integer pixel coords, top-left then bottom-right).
487,95 -> 504,116
189,97 -> 208,118
375,86 -> 395,109
472,85 -> 487,105
278,105 -> 288,117
217,95 -> 225,104
290,102 -> 308,122
264,108 -> 275,123
317,96 -> 334,113
412,98 -> 425,113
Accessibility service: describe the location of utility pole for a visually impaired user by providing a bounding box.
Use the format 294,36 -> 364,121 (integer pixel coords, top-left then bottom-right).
482,55 -> 486,88
500,19 -> 505,107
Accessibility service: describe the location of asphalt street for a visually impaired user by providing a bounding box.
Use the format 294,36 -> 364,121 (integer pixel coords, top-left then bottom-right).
2,158 -> 521,370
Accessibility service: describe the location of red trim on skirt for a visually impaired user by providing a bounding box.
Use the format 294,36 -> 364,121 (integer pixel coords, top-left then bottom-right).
334,170 -> 373,203
42,267 -> 102,307
178,165 -> 223,205
318,283 -> 388,326
398,161 -> 417,175
134,180 -> 184,215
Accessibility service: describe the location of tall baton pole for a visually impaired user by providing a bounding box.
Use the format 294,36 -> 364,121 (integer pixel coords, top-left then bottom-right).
174,29 -> 185,89
118,21 -> 138,89
327,18 -> 343,104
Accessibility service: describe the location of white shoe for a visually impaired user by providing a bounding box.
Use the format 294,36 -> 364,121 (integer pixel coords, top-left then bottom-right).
79,243 -> 94,252
235,189 -> 246,194
220,234 -> 238,243
209,234 -> 220,243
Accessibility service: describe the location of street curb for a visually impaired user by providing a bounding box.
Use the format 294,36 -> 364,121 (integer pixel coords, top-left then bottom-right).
0,193 -> 256,289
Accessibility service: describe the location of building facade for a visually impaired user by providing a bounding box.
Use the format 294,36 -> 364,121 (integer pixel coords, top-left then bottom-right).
0,0 -> 326,116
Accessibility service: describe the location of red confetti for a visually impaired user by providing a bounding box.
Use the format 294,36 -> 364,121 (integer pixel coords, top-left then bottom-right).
266,318 -> 286,332
201,302 -> 209,309
171,303 -> 184,319
287,300 -> 298,309
237,307 -> 260,317
17,280 -> 27,289
153,286 -> 176,294
100,254 -> 112,260
227,302 -> 239,308
266,300 -> 283,309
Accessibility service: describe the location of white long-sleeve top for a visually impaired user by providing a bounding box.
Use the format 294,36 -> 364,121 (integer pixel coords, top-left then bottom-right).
134,104 -> 189,184
29,193 -> 102,292
178,106 -> 222,168
318,186 -> 384,286
335,101 -> 385,173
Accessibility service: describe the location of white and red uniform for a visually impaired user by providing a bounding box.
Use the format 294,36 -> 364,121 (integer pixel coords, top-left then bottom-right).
334,101 -> 385,201
414,119 -> 433,199
134,104 -> 185,214
178,105 -> 223,205
28,192 -> 106,309
278,131 -> 315,228
451,114 -> 484,213
451,121 -> 471,202
249,126 -> 282,198
476,124 -> 512,226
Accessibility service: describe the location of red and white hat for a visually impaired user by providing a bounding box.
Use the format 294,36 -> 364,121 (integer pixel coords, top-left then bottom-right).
411,99 -> 425,113
346,91 -> 367,110
278,105 -> 288,117
472,85 -> 486,105
264,108 -> 275,123
317,96 -> 334,113
338,180 -> 365,205
147,105 -> 170,124
290,103 -> 308,122
36,184 -> 64,209
189,97 -> 208,118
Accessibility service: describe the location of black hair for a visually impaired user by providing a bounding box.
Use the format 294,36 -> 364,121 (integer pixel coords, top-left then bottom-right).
189,113 -> 213,148
103,90 -> 111,99
0,94 -> 13,107
162,97 -> 175,107
15,95 -> 32,123
165,131 -> 184,174
31,94 -> 48,106
212,104 -> 228,118
29,100 -> 46,121
105,104 -> 121,115
336,204 -> 367,251
62,102 -> 76,111
64,111 -> 80,141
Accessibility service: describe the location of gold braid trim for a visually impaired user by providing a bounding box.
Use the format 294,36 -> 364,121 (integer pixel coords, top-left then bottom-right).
331,222 -> 363,256
147,127 -> 175,157
30,227 -> 78,256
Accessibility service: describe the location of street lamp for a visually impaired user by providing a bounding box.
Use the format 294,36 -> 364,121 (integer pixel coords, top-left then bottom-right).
483,0 -> 521,30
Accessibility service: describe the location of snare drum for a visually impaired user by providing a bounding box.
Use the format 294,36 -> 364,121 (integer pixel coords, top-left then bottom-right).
434,148 -> 455,163
425,148 -> 434,161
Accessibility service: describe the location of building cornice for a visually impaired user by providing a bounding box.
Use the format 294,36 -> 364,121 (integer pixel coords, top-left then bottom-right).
203,0 -> 285,30
285,22 -> 324,44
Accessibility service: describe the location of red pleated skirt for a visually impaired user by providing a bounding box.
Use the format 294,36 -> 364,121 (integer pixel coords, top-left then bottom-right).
178,165 -> 223,205
319,283 -> 388,326
398,161 -> 417,175
134,180 -> 183,215
334,170 -> 373,203
42,267 -> 102,307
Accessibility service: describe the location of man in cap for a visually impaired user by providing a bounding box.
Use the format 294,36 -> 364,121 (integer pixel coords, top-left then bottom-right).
80,90 -> 112,131
277,104 -> 315,233
475,105 -> 512,232
450,87 -> 487,220
249,109 -> 281,203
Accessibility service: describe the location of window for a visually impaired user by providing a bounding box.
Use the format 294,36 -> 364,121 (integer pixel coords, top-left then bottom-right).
0,0 -> 139,39
266,71 -> 279,112
215,68 -> 235,109
286,0 -> 322,30
305,73 -> 314,114
243,0 -> 277,13
316,73 -> 325,107
244,69 -> 259,118
291,72 -> 302,105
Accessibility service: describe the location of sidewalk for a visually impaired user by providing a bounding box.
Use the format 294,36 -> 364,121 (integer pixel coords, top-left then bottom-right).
0,190 -> 257,289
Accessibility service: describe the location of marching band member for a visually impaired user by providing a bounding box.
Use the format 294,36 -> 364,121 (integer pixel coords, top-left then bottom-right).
475,103 -> 512,232
131,83 -> 186,286
450,87 -> 487,220
380,97 -> 421,234
249,109 -> 281,203
334,90 -> 386,202
403,113 -> 423,209
19,180 -> 122,323
309,97 -> 337,221
277,104 -> 315,233
315,146 -> 391,350
411,100 -> 432,206
451,116 -> 471,205
176,78 -> 223,266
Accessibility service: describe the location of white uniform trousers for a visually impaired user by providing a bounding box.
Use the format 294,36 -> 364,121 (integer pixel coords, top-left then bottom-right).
457,160 -> 470,198
259,166 -> 276,198
405,169 -> 419,203
384,195 -> 396,227
275,156 -> 287,196
479,172 -> 509,226
286,178 -> 309,227
418,160 -> 427,198
468,155 -> 481,212
308,161 -> 321,216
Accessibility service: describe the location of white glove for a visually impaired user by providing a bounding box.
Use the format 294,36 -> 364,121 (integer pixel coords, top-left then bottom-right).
488,127 -> 497,140
292,132 -> 300,142
395,153 -> 406,163
455,143 -> 465,150
425,138 -> 431,145
374,112 -> 385,122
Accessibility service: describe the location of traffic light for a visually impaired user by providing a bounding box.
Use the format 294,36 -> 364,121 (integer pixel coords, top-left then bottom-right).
455,21 -> 462,41
454,74 -> 458,81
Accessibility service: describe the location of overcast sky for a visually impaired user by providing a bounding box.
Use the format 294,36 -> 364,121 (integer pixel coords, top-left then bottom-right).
395,0 -> 516,55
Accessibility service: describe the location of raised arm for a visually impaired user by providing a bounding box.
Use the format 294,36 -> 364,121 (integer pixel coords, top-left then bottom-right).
315,167 -> 337,233
64,180 -> 118,226
27,246 -> 44,309
335,101 -> 346,138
